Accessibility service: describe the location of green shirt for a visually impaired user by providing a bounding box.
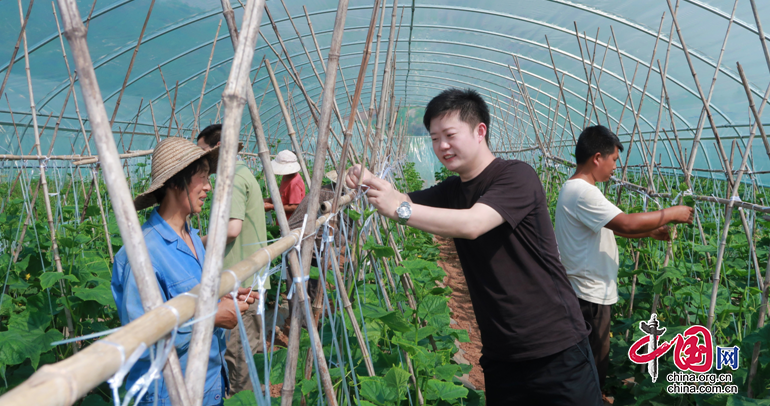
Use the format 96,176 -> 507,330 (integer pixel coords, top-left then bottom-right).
224,161 -> 269,288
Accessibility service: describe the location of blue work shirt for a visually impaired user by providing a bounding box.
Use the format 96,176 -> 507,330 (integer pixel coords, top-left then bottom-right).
111,208 -> 227,406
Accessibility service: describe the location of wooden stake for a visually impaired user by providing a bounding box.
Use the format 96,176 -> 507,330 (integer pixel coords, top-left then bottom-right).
52,0 -> 192,403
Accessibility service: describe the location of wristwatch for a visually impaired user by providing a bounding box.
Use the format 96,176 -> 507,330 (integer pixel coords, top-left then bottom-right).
396,201 -> 412,225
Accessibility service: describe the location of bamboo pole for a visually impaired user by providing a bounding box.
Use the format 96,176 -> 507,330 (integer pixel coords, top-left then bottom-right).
737,63 -> 770,396
0,194 -> 356,406
665,0 -> 734,188
19,0 -> 78,355
0,0 -> 33,100
509,58 -> 545,152
90,166 -> 114,262
52,0 -> 192,404
573,24 -> 600,128
748,0 -> 770,76
705,63 -> 759,331
194,19 -> 223,135
371,0 -> 400,171
281,0 -> 351,404
363,0 -> 387,167
612,17 -> 665,188
213,0 -> 339,403
185,0 -> 265,403
544,36 -> 577,142
264,59 -> 312,186
329,0 -> 381,217
108,0 -> 156,127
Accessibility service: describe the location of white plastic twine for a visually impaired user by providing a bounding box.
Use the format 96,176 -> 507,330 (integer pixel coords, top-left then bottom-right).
287,214 -> 309,300
102,340 -> 147,406
121,305 -> 180,406
227,272 -> 267,406
672,188 -> 693,205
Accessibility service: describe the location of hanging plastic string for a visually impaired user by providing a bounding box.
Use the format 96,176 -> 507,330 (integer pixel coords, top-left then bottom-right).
287,215 -> 309,301
226,271 -> 268,406
50,326 -> 124,347
101,340 -> 147,406
312,239 -> 353,405
120,305 -> 180,406
319,224 -> 362,404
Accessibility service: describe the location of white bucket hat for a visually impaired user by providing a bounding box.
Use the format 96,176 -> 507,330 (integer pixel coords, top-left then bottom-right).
271,150 -> 301,175
325,170 -> 338,183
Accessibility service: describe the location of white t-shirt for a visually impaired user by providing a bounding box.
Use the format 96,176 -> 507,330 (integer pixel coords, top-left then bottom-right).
554,178 -> 623,305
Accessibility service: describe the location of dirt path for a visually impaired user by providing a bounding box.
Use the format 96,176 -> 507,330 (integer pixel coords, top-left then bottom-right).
435,236 -> 485,391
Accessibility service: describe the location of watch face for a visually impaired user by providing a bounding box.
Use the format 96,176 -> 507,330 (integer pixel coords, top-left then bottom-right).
397,203 -> 411,218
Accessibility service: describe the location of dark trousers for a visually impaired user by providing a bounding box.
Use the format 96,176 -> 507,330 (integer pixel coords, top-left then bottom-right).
480,337 -> 602,406
579,298 -> 612,389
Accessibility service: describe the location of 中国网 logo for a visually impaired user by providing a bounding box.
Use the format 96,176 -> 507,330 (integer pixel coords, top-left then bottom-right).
627,313 -> 740,395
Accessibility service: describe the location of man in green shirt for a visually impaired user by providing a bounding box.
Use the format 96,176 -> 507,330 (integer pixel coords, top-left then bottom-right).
197,124 -> 269,395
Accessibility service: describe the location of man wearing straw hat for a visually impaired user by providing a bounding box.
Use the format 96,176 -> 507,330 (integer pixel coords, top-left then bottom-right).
112,137 -> 257,405
196,124 -> 270,396
264,150 -> 305,218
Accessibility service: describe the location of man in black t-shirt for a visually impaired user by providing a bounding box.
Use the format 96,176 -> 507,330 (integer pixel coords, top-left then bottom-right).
345,88 -> 602,405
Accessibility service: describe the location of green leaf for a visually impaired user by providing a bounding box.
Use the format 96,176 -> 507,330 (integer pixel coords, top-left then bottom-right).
392,266 -> 408,276
423,379 -> 468,401
253,348 -> 287,384
418,295 -> 449,319
378,311 -> 413,333
0,327 -> 62,369
435,364 -> 461,381
384,366 -> 411,389
403,326 -> 437,342
72,285 -> 115,308
39,273 -> 79,290
346,209 -> 362,222
223,390 -> 258,406
362,236 -> 395,259
725,395 -> 770,405
300,378 -> 316,396
360,376 -> 399,405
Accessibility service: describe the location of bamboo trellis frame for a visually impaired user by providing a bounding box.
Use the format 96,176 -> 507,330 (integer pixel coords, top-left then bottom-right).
2,0 -> 770,404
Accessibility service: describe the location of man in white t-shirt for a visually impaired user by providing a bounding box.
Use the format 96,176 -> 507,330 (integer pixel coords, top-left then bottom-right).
554,125 -> 693,390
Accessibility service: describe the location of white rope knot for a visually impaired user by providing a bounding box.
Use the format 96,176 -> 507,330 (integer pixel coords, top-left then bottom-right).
102,340 -> 147,406
287,275 -> 310,300
730,195 -> 742,203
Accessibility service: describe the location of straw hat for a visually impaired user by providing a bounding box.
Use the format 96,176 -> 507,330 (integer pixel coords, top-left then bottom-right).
133,137 -> 219,211
271,150 -> 301,175
325,170 -> 338,183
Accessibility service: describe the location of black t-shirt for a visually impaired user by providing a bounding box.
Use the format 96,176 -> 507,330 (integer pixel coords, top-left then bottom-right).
408,158 -> 588,361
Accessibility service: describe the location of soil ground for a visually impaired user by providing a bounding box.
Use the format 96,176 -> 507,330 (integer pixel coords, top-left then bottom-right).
435,236 -> 485,391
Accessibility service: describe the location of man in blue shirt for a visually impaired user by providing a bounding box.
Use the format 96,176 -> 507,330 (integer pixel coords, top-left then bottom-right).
112,137 -> 257,405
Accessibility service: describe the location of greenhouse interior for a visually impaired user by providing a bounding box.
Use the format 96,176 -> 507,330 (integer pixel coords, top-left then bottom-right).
1,0 -> 770,404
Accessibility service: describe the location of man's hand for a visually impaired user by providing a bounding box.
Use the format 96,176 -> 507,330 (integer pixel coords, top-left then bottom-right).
234,287 -> 258,304
668,206 -> 694,224
264,202 -> 275,211
649,225 -> 671,241
345,164 -> 407,220
214,295 -> 248,329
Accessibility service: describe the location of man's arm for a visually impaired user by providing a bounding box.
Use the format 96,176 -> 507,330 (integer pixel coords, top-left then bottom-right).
345,165 -> 503,239
605,207 -> 693,235
613,225 -> 670,241
201,218 -> 243,246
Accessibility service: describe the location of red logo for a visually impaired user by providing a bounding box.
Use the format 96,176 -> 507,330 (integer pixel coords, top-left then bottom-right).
628,314 -> 713,382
